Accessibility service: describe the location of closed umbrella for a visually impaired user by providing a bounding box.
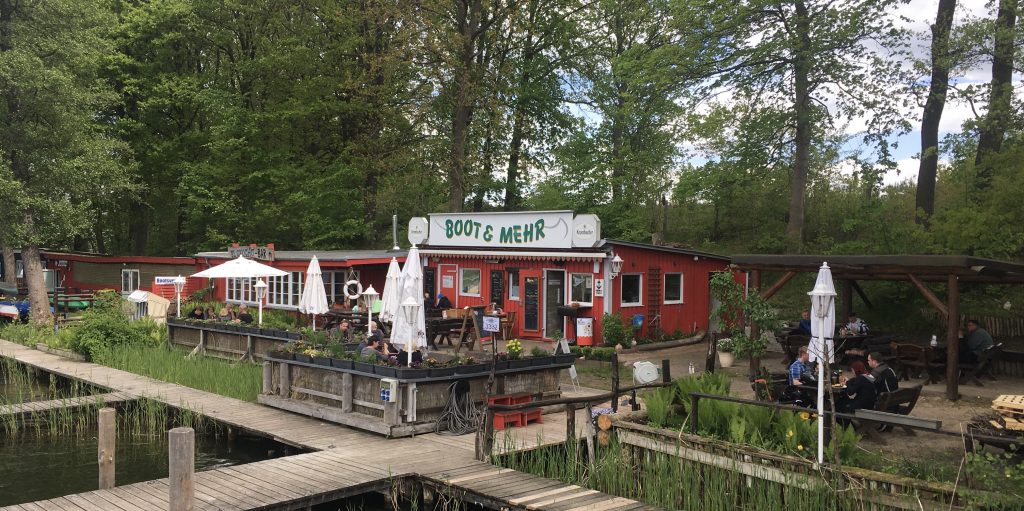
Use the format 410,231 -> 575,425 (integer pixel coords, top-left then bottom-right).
807,262 -> 836,465
299,256 -> 329,329
390,247 -> 427,365
378,257 -> 402,324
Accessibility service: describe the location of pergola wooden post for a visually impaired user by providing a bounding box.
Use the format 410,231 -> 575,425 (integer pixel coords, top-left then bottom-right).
946,274 -> 959,400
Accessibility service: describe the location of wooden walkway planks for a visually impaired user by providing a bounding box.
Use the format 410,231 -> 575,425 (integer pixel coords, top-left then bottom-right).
0,392 -> 132,418
0,341 -> 656,511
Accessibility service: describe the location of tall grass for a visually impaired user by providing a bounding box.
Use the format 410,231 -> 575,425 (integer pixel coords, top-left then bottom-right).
94,345 -> 261,402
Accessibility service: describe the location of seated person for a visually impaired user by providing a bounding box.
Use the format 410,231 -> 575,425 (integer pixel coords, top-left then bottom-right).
866,352 -> 898,394
217,308 -> 232,322
397,349 -> 423,365
960,319 -> 993,364
204,306 -> 217,320
797,310 -> 812,335
236,304 -> 254,324
844,312 -> 869,336
368,322 -> 384,345
361,338 -> 384,360
351,300 -> 361,313
837,361 -> 877,414
378,340 -> 399,357
788,346 -> 813,386
187,307 -> 205,320
331,320 -> 353,341
435,293 -> 452,310
224,304 -> 237,321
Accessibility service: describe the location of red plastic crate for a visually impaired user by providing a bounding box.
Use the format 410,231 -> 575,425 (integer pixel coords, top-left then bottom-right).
493,411 -> 524,430
522,408 -> 543,425
488,395 -> 513,406
509,394 -> 534,405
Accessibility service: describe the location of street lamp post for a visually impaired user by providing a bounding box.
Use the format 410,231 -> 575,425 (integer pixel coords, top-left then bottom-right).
808,263 -> 836,465
363,285 -> 379,335
254,279 -> 268,326
401,296 -> 420,367
173,275 -> 186,318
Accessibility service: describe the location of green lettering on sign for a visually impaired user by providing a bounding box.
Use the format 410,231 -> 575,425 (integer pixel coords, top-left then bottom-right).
500,227 -> 514,243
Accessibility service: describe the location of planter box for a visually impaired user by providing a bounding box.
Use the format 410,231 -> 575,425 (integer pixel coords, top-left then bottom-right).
352,361 -> 375,374
294,354 -> 313,364
395,368 -> 429,379
507,359 -> 531,369
554,354 -> 577,365
428,367 -> 457,378
456,363 -> 489,375
313,356 -> 332,367
266,350 -> 292,361
529,356 -> 556,367
331,358 -> 353,370
493,360 -> 510,371
375,366 -> 398,378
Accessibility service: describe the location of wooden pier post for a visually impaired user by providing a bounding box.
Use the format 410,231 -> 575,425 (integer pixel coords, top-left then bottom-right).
565,403 -> 576,443
98,407 -> 115,490
262,362 -> 272,395
279,363 -> 291,398
611,353 -> 620,412
341,372 -> 353,412
169,427 -> 195,511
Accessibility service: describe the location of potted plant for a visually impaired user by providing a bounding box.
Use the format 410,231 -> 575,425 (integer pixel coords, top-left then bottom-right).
352,354 -> 377,374
716,337 -> 736,368
396,361 -> 429,380
505,340 -> 531,369
327,344 -> 353,369
312,348 -> 333,367
455,356 -> 489,375
295,347 -> 317,364
425,358 -> 456,378
374,356 -> 399,378
529,346 -> 554,367
493,352 -> 510,371
710,272 -> 780,378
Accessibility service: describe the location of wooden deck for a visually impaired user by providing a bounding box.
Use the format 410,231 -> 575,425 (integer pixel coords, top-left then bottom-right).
0,341 -> 653,511
0,391 -> 132,418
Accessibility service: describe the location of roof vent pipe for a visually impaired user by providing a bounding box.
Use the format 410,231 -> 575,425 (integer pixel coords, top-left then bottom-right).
392,214 -> 400,250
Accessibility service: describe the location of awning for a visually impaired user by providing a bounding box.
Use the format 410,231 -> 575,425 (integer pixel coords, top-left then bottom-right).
419,249 -> 606,262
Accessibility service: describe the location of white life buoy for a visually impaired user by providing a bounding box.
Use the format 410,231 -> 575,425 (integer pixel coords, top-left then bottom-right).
345,280 -> 363,300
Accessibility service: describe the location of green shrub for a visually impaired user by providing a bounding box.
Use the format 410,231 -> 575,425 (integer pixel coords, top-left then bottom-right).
0,323 -> 57,347
68,290 -> 158,360
601,312 -> 632,347
644,387 -> 676,428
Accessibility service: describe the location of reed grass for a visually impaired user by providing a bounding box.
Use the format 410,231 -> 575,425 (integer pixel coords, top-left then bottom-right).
93,345 -> 262,402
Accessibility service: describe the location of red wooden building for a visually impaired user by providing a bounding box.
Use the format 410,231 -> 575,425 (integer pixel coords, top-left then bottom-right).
414,211 -> 730,344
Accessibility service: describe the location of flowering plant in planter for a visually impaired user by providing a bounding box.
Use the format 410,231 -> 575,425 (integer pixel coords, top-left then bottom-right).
530,346 -> 548,357
506,339 -> 523,360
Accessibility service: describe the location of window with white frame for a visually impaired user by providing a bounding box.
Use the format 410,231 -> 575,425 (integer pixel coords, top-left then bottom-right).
508,269 -> 520,300
121,269 -> 140,294
570,273 -> 593,305
226,277 -> 258,304
664,273 -> 683,304
321,270 -> 360,303
620,274 -> 642,306
460,268 -> 481,296
267,271 -> 303,308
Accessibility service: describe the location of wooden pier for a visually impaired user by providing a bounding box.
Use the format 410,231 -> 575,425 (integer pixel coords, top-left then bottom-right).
0,341 -> 654,511
0,392 -> 132,419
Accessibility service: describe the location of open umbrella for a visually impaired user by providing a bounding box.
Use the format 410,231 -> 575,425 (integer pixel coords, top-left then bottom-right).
807,262 -> 836,465
378,257 -> 402,324
191,256 -> 287,279
299,256 -> 329,329
390,247 -> 427,365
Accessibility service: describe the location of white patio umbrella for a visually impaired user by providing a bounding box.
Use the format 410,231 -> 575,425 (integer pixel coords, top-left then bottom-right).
807,262 -> 836,465
299,256 -> 329,329
390,247 -> 427,365
191,256 -> 288,279
378,257 -> 402,324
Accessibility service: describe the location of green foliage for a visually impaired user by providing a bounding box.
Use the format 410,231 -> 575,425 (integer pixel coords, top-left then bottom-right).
600,312 -> 632,347
94,345 -> 261,402
0,323 -> 57,347
643,387 -> 676,428
965,447 -> 1024,499
710,272 -> 780,359
66,291 -> 159,360
569,346 -> 617,361
530,346 -> 549,358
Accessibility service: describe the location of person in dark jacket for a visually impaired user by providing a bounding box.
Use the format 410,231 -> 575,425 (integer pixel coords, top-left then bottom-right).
188,307 -> 205,320
837,361 -> 876,414
435,293 -> 452,310
866,352 -> 898,395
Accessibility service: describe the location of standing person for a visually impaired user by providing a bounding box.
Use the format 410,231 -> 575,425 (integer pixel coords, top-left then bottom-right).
435,293 -> 452,310
837,361 -> 877,414
866,352 -> 898,394
961,319 -> 994,364
237,304 -> 254,324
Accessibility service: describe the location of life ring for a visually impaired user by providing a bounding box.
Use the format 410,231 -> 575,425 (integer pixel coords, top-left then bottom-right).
345,280 -> 363,300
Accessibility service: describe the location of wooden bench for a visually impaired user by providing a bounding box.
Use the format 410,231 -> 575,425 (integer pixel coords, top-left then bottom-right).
854,384 -> 925,442
426,318 -> 466,349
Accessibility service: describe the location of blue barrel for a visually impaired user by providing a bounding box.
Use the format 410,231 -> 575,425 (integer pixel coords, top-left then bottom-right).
631,314 -> 645,328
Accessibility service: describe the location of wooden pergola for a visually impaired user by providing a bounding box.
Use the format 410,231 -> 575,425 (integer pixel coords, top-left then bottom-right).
730,254 -> 1024,400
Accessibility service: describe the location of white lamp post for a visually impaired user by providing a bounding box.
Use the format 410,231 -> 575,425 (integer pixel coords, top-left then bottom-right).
808,264 -> 836,465
610,254 -> 624,279
401,296 -> 420,367
363,285 -> 379,335
173,275 -> 186,318
254,279 -> 268,326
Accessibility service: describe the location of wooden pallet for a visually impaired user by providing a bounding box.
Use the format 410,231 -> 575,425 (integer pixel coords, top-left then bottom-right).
993,395 -> 1024,411
1004,417 -> 1024,432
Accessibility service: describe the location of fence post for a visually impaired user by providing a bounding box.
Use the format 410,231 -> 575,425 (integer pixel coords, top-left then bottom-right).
631,389 -> 640,411
584,402 -> 596,472
261,362 -> 272,395
565,403 -> 576,444
98,407 -> 115,490
689,394 -> 699,435
662,359 -> 671,382
611,353 -> 620,412
477,407 -> 495,461
169,427 -> 195,511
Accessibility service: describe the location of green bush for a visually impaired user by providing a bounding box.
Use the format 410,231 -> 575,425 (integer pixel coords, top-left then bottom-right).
68,290 -> 158,360
601,312 -> 632,347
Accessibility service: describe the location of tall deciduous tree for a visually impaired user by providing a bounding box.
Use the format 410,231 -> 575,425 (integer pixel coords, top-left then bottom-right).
915,0 -> 958,223
973,0 -> 1018,192
0,0 -> 135,323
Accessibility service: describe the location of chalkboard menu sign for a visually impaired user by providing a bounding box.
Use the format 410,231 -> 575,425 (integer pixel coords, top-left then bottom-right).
489,270 -> 504,306
423,267 -> 436,301
524,276 -> 539,330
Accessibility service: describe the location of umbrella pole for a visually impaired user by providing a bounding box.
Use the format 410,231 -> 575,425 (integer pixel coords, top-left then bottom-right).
816,326 -> 825,465
258,302 -> 263,327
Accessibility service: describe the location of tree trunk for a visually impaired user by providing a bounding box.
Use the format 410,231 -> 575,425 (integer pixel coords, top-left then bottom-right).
785,1 -> 812,251
504,110 -> 526,211
21,242 -> 51,325
449,0 -> 483,213
609,9 -> 626,203
2,246 -> 16,286
915,0 -> 957,224
973,0 -> 1017,193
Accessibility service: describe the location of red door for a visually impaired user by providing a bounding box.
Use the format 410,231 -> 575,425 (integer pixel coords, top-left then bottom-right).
520,270 -> 542,335
438,264 -> 458,307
